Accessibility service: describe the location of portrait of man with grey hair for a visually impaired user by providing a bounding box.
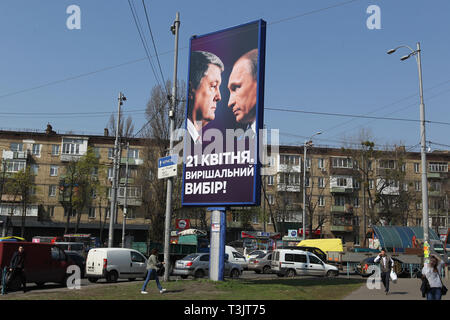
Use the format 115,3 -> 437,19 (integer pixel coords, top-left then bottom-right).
186,51 -> 224,144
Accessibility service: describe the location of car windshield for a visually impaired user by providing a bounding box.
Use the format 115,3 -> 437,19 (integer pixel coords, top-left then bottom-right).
182,254 -> 199,261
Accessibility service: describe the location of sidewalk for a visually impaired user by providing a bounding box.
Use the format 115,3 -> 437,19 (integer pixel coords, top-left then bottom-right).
344,277 -> 450,300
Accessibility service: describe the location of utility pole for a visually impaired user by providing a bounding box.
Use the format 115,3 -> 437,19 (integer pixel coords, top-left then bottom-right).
108,92 -> 126,248
122,142 -> 129,248
163,12 -> 180,282
362,153 -> 367,247
302,142 -> 307,240
1,160 -> 7,237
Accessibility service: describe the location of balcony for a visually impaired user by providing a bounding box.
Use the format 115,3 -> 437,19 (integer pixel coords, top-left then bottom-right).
277,184 -> 301,193
60,153 -> 82,162
2,150 -> 28,160
427,172 -> 443,179
120,178 -> 135,184
228,221 -> 243,228
121,158 -> 144,166
331,205 -> 346,213
117,198 -> 142,206
330,186 -> 354,194
428,190 -> 441,197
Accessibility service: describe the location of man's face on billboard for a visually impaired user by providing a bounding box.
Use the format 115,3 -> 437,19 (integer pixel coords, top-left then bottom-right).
227,58 -> 257,124
193,64 -> 222,124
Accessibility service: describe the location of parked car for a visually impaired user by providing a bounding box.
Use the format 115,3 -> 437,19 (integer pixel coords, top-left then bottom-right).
54,242 -> 86,258
0,242 -> 75,290
248,252 -> 273,274
245,250 -> 267,261
85,248 -> 148,283
271,248 -> 339,278
65,251 -> 86,278
172,253 -> 243,279
226,245 -> 248,270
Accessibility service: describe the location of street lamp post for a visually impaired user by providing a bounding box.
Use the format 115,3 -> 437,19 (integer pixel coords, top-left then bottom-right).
387,42 -> 429,243
302,132 -> 321,240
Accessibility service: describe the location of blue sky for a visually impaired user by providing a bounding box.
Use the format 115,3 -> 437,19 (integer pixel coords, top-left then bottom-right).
0,0 -> 449,150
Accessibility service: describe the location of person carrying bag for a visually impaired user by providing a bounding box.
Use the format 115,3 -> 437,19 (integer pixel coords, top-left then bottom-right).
421,254 -> 446,300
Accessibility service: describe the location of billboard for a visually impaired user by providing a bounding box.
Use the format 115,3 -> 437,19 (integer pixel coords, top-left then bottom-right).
182,20 -> 266,206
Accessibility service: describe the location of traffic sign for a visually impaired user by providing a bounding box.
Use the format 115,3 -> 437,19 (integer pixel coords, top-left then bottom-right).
158,155 -> 178,179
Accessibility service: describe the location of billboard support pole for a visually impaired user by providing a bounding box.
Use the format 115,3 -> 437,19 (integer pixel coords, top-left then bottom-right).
163,12 -> 180,282
209,207 -> 226,281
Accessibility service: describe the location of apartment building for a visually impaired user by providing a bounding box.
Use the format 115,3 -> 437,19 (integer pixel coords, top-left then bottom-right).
0,126 -> 148,244
230,145 -> 449,245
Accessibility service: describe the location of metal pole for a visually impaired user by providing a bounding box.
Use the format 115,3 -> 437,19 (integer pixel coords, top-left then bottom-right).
108,92 -> 124,248
416,42 -> 429,244
163,12 -> 180,282
302,141 -> 307,240
122,142 -> 129,248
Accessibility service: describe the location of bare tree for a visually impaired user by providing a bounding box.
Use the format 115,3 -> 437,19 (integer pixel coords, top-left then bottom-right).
107,114 -> 135,138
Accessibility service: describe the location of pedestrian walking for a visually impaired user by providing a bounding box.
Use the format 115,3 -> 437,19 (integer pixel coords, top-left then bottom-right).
421,254 -> 446,300
374,249 -> 394,295
8,246 -> 27,293
141,248 -> 166,294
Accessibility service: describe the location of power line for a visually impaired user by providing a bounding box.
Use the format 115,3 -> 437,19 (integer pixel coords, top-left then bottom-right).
142,0 -> 166,87
265,107 -> 450,126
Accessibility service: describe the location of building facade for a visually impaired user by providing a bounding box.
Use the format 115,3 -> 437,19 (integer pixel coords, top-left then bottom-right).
0,127 -> 148,244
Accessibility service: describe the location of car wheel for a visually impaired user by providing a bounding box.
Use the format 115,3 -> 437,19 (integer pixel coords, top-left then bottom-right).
194,269 -> 205,279
254,270 -> 261,274
88,277 -> 98,283
277,273 -> 285,277
128,278 -> 136,281
326,270 -> 338,278
263,266 -> 271,274
106,270 -> 118,283
230,269 -> 240,279
286,269 -> 296,278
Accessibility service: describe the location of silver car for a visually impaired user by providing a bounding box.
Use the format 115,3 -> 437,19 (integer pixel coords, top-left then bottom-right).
248,252 -> 273,274
172,253 -> 243,279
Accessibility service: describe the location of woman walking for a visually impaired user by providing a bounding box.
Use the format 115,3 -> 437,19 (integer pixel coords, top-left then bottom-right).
422,254 -> 446,300
141,248 -> 166,294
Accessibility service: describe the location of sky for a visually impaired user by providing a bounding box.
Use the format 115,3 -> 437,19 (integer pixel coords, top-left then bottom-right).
0,0 -> 449,151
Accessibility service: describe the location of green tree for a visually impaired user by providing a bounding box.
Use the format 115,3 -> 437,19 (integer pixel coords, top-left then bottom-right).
5,167 -> 37,237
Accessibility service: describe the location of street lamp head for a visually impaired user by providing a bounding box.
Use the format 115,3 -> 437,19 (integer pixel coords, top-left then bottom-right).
400,55 -> 410,61
387,49 -> 396,55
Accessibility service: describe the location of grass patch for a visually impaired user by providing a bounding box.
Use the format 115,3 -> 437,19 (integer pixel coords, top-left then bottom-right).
0,278 -> 365,300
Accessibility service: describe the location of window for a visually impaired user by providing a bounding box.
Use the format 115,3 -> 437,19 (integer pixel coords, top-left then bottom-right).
30,164 -> 39,175
127,149 -> 139,159
51,246 -> 66,261
131,251 -> 145,263
62,138 -> 83,155
267,175 -> 274,186
91,167 -> 98,176
415,181 -> 421,192
52,144 -> 60,156
252,213 -> 259,224
285,254 -> 294,262
334,196 -> 345,206
49,185 -> 57,197
401,163 -> 406,172
199,254 -> 210,262
267,194 -> 274,205
306,158 -> 311,169
280,155 -> 300,166
318,177 -> 325,188
379,160 -> 396,169
88,207 -> 96,219
93,147 -> 100,158
232,212 -> 239,222
369,179 -> 374,190
318,196 -> 325,207
353,180 -> 360,189
309,255 -> 323,265
10,143 -> 23,152
305,176 -> 310,187
50,166 -> 59,177
414,163 -> 420,173
6,161 -> 26,173
48,205 -> 55,217
337,177 -> 348,187
353,197 -> 360,207
64,208 -> 76,217
332,157 -> 353,168
106,208 -> 111,219
318,158 -> 324,169
429,162 -> 448,173
32,144 -> 41,156
367,160 -> 373,171
430,181 -> 441,192
294,254 -> 307,263
108,148 -> 114,159
108,168 -> 114,179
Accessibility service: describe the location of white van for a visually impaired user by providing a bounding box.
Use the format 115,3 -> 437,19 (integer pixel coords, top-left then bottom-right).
271,249 -> 339,278
85,248 -> 148,283
225,245 -> 248,270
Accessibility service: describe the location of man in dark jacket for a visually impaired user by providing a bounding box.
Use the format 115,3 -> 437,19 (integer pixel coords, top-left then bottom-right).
374,249 -> 394,295
9,246 -> 26,292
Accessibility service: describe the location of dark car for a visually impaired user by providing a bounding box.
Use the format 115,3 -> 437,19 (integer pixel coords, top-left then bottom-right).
65,251 -> 86,278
